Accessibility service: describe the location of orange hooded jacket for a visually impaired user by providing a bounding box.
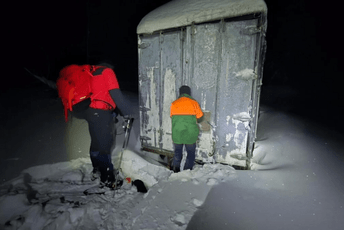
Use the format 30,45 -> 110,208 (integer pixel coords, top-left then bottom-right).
170,94 -> 203,144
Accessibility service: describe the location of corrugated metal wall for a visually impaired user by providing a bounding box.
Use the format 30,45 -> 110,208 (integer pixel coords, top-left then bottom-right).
138,16 -> 265,168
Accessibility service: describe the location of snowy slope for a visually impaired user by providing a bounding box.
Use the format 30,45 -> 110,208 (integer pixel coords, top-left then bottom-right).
187,105 -> 344,229
1,89 -> 344,230
0,151 -> 236,229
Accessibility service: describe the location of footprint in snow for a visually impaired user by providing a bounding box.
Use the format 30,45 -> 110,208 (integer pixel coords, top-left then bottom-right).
206,178 -> 218,186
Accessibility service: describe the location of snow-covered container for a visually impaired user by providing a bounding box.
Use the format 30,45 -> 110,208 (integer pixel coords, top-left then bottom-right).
137,0 -> 267,169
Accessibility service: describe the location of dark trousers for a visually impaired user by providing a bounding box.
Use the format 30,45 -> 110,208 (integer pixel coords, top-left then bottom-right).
173,143 -> 196,170
73,108 -> 115,182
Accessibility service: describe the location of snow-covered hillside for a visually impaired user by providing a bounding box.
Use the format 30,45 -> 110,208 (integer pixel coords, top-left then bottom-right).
1,87 -> 344,230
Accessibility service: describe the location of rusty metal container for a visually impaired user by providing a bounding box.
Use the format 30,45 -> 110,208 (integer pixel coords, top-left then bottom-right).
137,0 -> 267,169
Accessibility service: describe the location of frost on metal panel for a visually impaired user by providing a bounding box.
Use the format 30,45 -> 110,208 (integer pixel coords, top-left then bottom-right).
196,111 -> 214,162
139,31 -> 182,154
137,0 -> 267,34
137,2 -> 267,167
197,128 -> 215,163
214,112 -> 250,167
159,32 -> 182,152
235,68 -> 257,80
138,33 -> 162,150
161,69 -> 176,151
142,67 -> 159,147
233,112 -> 251,122
193,24 -> 218,91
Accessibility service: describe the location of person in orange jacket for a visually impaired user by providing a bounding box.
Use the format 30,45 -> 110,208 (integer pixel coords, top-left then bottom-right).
170,85 -> 203,172
56,63 -> 131,188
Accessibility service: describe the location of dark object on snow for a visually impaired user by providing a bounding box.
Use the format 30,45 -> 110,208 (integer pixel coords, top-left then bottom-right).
173,166 -> 180,173
132,179 -> 148,193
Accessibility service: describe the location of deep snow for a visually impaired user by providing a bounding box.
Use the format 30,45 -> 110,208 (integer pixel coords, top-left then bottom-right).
0,85 -> 344,230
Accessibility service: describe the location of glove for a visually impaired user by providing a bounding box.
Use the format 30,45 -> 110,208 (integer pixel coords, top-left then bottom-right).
122,116 -> 134,131
123,115 -> 133,123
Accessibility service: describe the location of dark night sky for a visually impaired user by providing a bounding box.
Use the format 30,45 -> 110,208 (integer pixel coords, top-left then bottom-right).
3,0 -> 344,131
6,0 -> 343,88
6,0 -> 171,91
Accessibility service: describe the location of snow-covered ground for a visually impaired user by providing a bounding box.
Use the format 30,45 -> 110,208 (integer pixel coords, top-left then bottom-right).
1,85 -> 344,229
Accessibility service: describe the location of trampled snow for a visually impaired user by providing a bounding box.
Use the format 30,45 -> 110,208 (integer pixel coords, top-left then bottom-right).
0,150 -> 236,229
1,88 -> 344,229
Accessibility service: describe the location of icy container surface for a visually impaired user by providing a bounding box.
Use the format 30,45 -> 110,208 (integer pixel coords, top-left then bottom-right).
137,0 -> 267,34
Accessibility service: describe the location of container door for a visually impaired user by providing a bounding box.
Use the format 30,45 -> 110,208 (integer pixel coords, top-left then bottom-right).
215,18 -> 259,167
183,24 -> 219,162
138,31 -> 183,155
184,18 -> 259,167
138,16 -> 264,168
138,34 -> 162,151
160,31 -> 183,152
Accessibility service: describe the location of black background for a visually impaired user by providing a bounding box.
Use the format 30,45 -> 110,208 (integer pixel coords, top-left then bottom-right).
3,0 -> 344,132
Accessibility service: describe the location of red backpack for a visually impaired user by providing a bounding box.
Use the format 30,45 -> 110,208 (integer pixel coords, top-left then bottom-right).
56,64 -> 93,121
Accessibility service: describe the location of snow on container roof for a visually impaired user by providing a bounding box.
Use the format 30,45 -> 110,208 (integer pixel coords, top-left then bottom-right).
137,0 -> 267,34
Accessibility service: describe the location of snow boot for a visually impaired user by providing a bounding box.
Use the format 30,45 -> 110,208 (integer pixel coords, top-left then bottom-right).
106,179 -> 123,190
91,168 -> 101,181
173,166 -> 180,173
106,170 -> 123,189
99,166 -> 108,184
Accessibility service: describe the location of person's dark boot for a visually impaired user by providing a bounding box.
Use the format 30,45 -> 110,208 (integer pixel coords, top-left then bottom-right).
91,168 -> 100,181
90,151 -> 101,180
106,170 -> 123,189
107,170 -> 115,183
173,166 -> 180,173
99,166 -> 108,184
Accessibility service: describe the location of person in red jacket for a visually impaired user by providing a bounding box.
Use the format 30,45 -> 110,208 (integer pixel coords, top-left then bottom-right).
56,63 -> 131,188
